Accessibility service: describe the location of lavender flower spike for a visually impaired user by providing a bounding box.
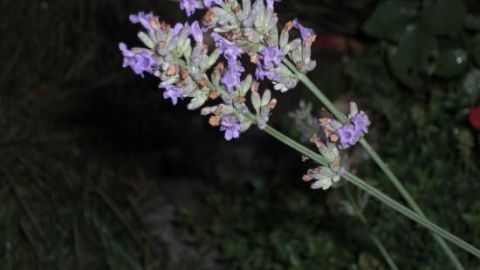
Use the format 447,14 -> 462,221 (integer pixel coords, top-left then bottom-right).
180,0 -> 201,17
161,85 -> 184,105
119,42 -> 156,77
220,115 -> 242,141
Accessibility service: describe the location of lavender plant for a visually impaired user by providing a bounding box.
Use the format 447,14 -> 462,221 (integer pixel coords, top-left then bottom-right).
118,0 -> 480,265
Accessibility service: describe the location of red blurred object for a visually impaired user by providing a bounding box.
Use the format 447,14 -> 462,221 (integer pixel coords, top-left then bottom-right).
469,106 -> 480,130
314,34 -> 365,54
315,34 -> 347,53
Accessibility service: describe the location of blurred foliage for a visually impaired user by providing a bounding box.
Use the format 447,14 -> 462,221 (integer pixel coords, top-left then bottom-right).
1,0 -> 480,269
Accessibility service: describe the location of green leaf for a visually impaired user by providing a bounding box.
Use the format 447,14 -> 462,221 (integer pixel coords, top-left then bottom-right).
421,0 -> 466,35
388,25 -> 438,89
363,0 -> 417,41
433,48 -> 468,78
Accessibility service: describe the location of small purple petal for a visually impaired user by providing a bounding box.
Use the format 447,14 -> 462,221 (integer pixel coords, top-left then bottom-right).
293,19 -> 315,41
351,112 -> 371,134
180,0 -> 202,17
260,46 -> 285,69
220,115 -> 242,141
129,12 -> 156,32
211,33 -> 242,61
190,21 -> 204,43
221,68 -> 242,92
161,84 -> 184,105
255,62 -> 272,80
119,42 -> 156,77
336,124 -> 360,149
203,0 -> 222,7
171,23 -> 184,36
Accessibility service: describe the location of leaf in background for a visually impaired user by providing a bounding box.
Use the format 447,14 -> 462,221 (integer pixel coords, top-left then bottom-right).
464,15 -> 480,32
388,25 -> 438,89
421,0 -> 466,35
462,69 -> 480,105
433,48 -> 468,78
363,0 -> 417,41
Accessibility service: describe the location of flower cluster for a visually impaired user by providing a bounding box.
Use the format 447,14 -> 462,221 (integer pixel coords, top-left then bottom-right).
119,0 -> 317,141
302,135 -> 343,190
320,102 -> 371,149
301,102 -> 370,190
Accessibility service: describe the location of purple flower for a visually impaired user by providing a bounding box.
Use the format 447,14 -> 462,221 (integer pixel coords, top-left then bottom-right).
255,62 -> 274,80
221,68 -> 242,92
351,112 -> 370,134
293,19 -> 314,41
260,46 -> 285,69
211,33 -> 242,62
190,21 -> 204,43
203,0 -> 222,7
180,0 -> 201,17
220,115 -> 242,141
129,11 -> 156,32
336,124 -> 360,149
161,84 -> 184,105
119,42 -> 156,77
228,60 -> 245,74
171,23 -> 184,36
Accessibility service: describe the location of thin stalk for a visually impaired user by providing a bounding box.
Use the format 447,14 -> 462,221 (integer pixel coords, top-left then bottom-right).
261,118 -> 397,268
182,59 -> 474,261
282,58 -> 465,269
359,138 -> 465,269
259,122 -> 480,259
344,187 -> 399,270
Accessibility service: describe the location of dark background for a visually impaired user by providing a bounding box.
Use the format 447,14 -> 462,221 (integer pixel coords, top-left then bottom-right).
1,0 -> 480,269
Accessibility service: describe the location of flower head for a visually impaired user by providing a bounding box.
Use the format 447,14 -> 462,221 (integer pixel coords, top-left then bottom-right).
161,85 -> 184,105
180,0 -> 201,17
220,115 -> 242,141
119,42 -> 156,77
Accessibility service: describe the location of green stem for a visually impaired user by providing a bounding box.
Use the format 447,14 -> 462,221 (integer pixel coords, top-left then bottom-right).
344,187 -> 399,270
359,138 -> 465,269
262,116 -> 397,268
259,122 -> 480,259
283,58 -> 465,269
